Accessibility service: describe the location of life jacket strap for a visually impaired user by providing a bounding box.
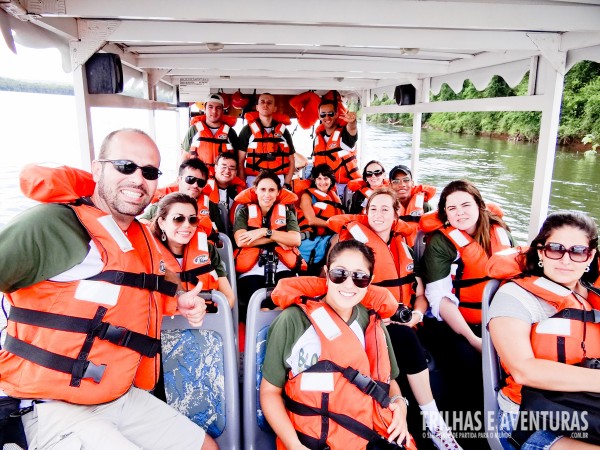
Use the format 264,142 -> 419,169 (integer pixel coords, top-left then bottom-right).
452,276 -> 490,289
374,274 -> 416,288
87,270 -> 178,296
197,136 -> 228,144
8,306 -> 161,358
3,334 -> 107,385
179,265 -> 215,283
398,215 -> 420,223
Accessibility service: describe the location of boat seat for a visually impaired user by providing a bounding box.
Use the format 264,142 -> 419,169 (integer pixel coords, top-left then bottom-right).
242,288 -> 281,450
481,279 -> 504,450
216,232 -> 239,338
342,184 -> 353,212
161,291 -> 240,450
413,230 -> 427,265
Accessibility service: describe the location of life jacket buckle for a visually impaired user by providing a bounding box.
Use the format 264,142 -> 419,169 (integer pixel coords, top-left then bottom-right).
351,371 -> 378,396
99,323 -> 132,347
83,360 -> 106,384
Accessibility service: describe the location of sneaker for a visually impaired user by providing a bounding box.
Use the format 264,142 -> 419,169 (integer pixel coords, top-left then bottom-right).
428,425 -> 463,450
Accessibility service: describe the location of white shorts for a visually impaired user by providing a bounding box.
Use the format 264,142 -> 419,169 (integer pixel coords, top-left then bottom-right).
22,387 -> 206,449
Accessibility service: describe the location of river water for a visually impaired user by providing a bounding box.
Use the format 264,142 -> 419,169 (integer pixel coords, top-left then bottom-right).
1,91 -> 599,244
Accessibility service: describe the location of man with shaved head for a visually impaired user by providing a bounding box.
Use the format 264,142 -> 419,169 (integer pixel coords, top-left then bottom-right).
0,129 -> 218,450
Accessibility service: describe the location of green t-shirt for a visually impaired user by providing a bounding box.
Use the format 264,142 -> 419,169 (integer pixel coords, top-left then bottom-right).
262,304 -> 400,388
233,204 -> 300,233
0,204 -> 90,293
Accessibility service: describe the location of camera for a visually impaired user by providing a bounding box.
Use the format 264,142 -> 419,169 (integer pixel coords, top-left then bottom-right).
390,304 -> 413,324
581,358 -> 600,370
258,251 -> 279,287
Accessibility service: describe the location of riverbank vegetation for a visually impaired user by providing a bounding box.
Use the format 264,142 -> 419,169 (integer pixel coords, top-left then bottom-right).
368,60 -> 600,147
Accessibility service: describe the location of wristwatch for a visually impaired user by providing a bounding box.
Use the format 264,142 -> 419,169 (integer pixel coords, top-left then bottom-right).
412,310 -> 424,323
265,228 -> 273,238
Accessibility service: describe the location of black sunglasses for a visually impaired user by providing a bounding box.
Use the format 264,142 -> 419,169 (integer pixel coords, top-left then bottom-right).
183,176 -> 207,188
538,242 -> 592,263
98,160 -> 162,180
171,214 -> 199,226
328,268 -> 372,288
320,111 -> 336,118
365,169 -> 384,178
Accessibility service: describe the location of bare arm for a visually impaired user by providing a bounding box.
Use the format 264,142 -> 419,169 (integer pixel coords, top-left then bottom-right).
217,276 -> 235,308
490,316 -> 600,392
237,150 -> 246,181
260,379 -> 309,450
439,298 -> 482,352
299,193 -> 328,228
386,379 -> 409,445
235,227 -> 301,248
285,151 -> 296,186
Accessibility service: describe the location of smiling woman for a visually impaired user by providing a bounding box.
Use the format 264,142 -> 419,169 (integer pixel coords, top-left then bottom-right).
233,170 -> 304,322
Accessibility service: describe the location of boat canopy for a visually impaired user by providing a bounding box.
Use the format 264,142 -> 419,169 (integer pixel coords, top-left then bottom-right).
1,0 -> 600,240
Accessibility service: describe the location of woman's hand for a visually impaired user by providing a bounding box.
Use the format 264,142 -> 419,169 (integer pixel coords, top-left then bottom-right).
237,228 -> 267,246
177,282 -> 207,327
387,399 -> 409,445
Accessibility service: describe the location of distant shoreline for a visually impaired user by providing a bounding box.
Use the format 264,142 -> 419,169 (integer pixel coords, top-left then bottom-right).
0,76 -> 73,96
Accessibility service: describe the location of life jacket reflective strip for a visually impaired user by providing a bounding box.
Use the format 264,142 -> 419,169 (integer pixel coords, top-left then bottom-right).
420,212 -> 512,324
0,204 -> 176,404
244,113 -> 292,176
313,124 -> 360,184
190,116 -> 234,176
330,215 -> 415,306
296,187 -> 344,236
233,187 -> 306,272
486,250 -> 600,404
269,277 -> 415,450
397,184 -> 437,247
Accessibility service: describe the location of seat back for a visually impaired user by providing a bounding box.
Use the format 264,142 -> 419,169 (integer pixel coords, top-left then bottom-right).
217,202 -> 231,237
413,230 -> 427,265
481,279 -> 504,450
243,288 -> 281,450
161,291 -> 240,450
216,232 -> 239,337
343,185 -> 353,212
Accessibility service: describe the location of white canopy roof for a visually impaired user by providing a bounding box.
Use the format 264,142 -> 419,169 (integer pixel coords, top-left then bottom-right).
2,0 -> 599,98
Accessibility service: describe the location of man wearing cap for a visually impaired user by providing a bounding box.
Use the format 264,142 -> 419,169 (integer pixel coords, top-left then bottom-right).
237,93 -> 296,187
389,164 -> 436,247
313,99 -> 360,199
181,93 -> 239,176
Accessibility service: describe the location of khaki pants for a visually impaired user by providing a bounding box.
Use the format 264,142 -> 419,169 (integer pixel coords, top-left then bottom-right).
22,387 -> 205,450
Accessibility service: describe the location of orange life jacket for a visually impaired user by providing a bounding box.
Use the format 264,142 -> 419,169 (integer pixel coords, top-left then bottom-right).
160,215 -> 220,293
397,184 -> 437,247
420,211 -> 512,324
328,215 -> 416,306
243,112 -> 292,176
296,183 -> 345,237
234,187 -> 307,272
188,115 -> 237,176
347,179 -> 391,213
313,124 -> 360,185
289,91 -> 321,129
487,249 -> 600,404
0,203 -> 178,404
270,277 -> 417,450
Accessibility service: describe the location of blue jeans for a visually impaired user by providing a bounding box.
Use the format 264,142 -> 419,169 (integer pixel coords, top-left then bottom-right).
497,409 -> 563,450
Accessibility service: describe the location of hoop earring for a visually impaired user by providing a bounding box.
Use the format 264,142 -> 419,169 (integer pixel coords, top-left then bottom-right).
538,260 -> 543,268
161,229 -> 166,242
585,265 -> 590,273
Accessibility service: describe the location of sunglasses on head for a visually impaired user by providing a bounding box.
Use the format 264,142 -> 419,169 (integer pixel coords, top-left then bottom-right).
365,169 -> 384,178
320,111 -> 336,118
183,176 -> 207,188
538,242 -> 592,263
171,214 -> 199,226
328,268 -> 372,288
98,160 -> 162,180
